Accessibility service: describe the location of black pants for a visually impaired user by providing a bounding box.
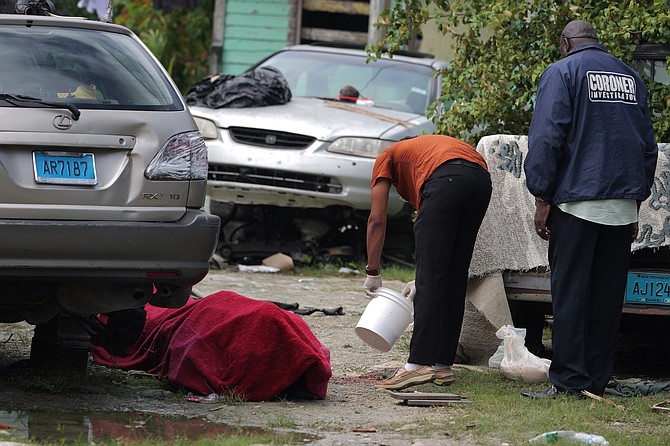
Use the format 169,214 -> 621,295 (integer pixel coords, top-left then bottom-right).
548,207 -> 631,395
408,161 -> 492,366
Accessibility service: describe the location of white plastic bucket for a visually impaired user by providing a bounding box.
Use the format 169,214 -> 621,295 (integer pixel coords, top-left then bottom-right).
355,287 -> 413,352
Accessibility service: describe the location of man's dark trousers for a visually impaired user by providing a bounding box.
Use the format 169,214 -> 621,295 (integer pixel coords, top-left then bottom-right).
409,162 -> 491,367
548,206 -> 631,396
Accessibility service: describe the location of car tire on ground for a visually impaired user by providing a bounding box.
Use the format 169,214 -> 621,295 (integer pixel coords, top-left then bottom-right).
30,315 -> 91,374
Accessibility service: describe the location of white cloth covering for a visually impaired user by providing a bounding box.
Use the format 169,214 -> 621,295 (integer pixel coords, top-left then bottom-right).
469,134 -> 669,278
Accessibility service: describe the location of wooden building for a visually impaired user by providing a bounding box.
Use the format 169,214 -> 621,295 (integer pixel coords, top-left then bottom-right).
210,0 -> 390,75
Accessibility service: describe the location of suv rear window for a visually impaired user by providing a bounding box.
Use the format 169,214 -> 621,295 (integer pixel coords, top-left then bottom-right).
0,25 -> 182,110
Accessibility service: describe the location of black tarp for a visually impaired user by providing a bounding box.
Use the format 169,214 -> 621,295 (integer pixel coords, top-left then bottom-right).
185,66 -> 292,109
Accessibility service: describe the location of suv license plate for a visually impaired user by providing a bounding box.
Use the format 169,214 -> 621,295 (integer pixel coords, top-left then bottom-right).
33,151 -> 98,185
625,272 -> 670,306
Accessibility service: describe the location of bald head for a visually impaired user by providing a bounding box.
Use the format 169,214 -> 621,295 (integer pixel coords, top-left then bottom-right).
562,20 -> 598,40
560,20 -> 598,58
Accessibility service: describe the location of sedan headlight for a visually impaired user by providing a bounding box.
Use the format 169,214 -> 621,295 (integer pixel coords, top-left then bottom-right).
192,117 -> 219,140
326,137 -> 394,158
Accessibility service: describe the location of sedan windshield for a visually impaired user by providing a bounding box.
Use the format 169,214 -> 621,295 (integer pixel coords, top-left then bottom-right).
258,50 -> 438,114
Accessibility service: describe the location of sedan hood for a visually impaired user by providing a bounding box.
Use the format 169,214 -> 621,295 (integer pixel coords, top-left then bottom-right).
189,97 -> 427,141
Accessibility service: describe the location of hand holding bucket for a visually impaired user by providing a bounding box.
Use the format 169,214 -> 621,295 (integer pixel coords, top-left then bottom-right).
401,280 -> 416,301
355,286 -> 414,352
363,274 -> 382,299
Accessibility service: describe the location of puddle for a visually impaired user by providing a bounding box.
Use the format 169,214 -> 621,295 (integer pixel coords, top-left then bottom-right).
0,409 -> 317,444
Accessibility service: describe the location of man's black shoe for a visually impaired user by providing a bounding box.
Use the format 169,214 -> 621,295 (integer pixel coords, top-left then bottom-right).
521,385 -> 561,399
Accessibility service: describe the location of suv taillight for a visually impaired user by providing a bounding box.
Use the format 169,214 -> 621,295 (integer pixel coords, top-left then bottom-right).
145,131 -> 208,180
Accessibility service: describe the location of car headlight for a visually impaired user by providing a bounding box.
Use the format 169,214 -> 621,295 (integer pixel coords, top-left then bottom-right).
326,138 -> 394,158
192,117 -> 219,140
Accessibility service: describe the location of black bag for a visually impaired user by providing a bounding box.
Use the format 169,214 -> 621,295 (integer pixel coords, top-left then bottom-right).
185,66 -> 292,109
13,0 -> 55,15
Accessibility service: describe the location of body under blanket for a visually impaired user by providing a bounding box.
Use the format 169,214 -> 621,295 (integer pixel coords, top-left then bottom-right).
92,291 -> 332,402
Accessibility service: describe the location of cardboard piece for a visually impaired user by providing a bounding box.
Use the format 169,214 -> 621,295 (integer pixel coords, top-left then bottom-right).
262,252 -> 294,271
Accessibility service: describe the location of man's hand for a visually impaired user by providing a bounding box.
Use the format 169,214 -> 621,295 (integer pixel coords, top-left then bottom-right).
534,201 -> 551,240
631,221 -> 639,243
363,274 -> 382,299
402,280 -> 416,301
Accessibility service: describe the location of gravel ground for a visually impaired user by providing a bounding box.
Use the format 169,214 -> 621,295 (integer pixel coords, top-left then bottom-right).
0,269 -> 490,446
191,269 -> 485,445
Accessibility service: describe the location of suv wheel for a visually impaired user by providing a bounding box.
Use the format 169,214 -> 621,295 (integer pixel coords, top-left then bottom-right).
30,314 -> 91,374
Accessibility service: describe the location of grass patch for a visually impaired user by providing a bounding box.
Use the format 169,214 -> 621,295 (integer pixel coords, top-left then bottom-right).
1,367 -> 86,394
267,414 -> 297,429
434,367 -> 670,445
295,261 -> 416,282
395,331 -> 412,351
2,433 -> 309,446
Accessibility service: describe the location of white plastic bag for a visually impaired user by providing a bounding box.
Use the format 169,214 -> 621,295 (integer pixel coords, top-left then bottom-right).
491,325 -> 551,384
488,344 -> 505,369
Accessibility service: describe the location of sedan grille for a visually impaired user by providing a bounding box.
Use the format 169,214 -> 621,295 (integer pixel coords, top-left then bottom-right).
209,165 -> 343,194
229,127 -> 315,149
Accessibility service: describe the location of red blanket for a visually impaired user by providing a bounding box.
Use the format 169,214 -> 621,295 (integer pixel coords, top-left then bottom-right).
92,291 -> 331,401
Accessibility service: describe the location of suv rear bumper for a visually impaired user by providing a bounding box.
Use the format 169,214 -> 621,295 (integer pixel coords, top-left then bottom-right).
0,209 -> 219,275
0,210 -> 220,314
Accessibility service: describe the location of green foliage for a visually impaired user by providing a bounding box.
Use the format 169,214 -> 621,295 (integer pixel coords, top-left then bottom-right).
112,0 -> 212,93
55,0 -> 98,18
369,0 -> 670,144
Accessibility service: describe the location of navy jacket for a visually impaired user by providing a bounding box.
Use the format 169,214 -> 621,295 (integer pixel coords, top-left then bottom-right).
525,43 -> 658,204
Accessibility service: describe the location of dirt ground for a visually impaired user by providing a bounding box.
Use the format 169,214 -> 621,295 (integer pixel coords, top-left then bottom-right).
2,269 -> 669,445
193,270 -> 484,445
0,269 -> 497,446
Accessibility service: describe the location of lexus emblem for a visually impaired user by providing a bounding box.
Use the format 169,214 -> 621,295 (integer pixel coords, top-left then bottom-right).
53,114 -> 73,130
265,134 -> 277,145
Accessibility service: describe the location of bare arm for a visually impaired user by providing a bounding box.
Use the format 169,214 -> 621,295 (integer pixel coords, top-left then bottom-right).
366,179 -> 391,270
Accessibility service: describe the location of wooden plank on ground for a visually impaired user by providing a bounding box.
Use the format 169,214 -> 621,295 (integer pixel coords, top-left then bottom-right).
388,391 -> 472,406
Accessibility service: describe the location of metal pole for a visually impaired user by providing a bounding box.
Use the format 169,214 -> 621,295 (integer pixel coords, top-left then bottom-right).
367,0 -> 385,46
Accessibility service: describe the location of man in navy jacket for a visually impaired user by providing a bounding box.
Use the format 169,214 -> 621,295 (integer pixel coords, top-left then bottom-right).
523,20 -> 658,398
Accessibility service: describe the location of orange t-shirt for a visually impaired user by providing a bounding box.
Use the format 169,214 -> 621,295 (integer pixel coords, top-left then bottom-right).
371,134 -> 487,210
